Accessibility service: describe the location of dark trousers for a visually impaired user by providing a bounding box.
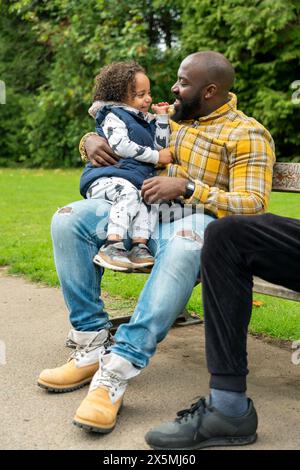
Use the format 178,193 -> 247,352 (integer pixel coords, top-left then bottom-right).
201,213 -> 300,392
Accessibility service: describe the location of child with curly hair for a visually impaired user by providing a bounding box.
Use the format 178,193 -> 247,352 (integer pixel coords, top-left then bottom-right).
80,61 -> 171,271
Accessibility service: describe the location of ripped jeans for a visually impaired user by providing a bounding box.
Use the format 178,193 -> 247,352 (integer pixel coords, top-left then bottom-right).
51,199 -> 214,368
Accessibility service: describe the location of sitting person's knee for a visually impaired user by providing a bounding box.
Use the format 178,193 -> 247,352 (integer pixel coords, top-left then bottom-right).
203,216 -> 248,252
51,206 -> 73,237
175,229 -> 204,247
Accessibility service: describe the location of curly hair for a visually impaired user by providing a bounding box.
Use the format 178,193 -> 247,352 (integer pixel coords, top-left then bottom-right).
93,61 -> 145,103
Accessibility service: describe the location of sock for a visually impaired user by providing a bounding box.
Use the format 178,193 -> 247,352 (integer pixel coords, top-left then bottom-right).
105,240 -> 122,246
104,352 -> 141,380
210,388 -> 248,417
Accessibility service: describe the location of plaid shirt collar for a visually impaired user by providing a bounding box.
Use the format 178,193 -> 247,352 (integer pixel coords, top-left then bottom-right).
198,92 -> 237,122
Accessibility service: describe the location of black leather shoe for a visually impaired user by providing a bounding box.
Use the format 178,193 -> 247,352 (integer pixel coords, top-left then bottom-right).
145,397 -> 258,450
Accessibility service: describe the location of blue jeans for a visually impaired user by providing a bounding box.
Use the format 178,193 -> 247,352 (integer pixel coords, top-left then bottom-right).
51,199 -> 214,368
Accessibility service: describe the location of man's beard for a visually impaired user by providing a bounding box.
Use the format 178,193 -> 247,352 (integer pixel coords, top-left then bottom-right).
172,96 -> 202,122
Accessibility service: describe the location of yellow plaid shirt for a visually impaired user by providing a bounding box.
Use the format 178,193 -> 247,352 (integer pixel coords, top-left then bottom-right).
163,93 -> 275,218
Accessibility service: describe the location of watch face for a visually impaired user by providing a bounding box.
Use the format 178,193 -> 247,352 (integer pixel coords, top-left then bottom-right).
185,181 -> 195,198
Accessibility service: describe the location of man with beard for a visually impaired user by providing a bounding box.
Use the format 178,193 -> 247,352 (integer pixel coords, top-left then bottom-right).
38,51 -> 275,436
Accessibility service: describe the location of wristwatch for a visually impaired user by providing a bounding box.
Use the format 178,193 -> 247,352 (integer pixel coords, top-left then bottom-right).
184,180 -> 195,199
79,132 -> 98,163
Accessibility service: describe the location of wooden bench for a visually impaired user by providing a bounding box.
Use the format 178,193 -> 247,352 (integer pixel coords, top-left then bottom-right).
111,162 -> 300,330
252,162 -> 300,302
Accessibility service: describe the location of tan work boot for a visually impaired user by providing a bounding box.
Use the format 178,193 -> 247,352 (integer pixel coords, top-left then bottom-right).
73,352 -> 140,433
37,329 -> 111,392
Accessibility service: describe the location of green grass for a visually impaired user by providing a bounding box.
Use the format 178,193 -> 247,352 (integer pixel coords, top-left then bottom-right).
1,168 -> 299,340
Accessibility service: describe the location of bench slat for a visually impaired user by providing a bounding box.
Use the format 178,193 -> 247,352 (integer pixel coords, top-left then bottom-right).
253,276 -> 300,302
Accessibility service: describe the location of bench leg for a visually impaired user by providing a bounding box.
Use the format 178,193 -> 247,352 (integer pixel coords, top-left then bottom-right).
174,308 -> 202,326
109,308 -> 202,333
66,309 -> 202,347
110,315 -> 132,332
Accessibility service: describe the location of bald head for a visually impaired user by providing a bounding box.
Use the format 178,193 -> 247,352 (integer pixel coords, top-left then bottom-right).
171,51 -> 235,121
182,51 -> 235,95
182,51 -> 234,94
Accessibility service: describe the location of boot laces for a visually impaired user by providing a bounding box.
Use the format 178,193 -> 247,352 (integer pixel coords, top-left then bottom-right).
70,331 -> 114,361
176,397 -> 208,422
92,369 -> 127,397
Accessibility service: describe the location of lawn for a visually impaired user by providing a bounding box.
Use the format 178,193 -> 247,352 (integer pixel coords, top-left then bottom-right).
0,168 -> 299,340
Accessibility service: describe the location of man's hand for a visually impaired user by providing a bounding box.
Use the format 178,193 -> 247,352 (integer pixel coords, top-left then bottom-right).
158,148 -> 173,165
141,176 -> 187,203
85,134 -> 119,167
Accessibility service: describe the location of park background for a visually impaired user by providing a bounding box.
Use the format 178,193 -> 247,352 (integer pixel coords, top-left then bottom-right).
1,0 -> 300,340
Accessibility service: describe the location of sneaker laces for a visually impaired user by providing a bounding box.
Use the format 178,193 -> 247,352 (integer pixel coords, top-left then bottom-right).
175,397 -> 209,422
103,242 -> 127,254
70,331 -> 114,361
133,243 -> 151,254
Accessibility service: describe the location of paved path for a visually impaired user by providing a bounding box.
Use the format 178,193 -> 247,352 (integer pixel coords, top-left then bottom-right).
0,271 -> 300,450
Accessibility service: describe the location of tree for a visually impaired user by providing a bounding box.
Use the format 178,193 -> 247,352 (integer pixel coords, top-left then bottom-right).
179,0 -> 300,160
0,0 -> 299,166
0,0 -> 181,167
0,0 -> 51,165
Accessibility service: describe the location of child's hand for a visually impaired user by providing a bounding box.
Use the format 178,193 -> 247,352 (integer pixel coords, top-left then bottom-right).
158,148 -> 173,165
152,102 -> 169,115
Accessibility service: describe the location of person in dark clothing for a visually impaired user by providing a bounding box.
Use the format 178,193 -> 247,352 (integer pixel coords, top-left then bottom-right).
145,213 -> 300,450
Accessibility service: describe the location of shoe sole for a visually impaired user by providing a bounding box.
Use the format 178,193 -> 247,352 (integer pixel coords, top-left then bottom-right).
72,419 -> 116,434
73,404 -> 123,434
93,255 -> 133,272
148,433 -> 257,450
94,255 -> 154,271
130,260 -> 155,268
37,377 -> 92,393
